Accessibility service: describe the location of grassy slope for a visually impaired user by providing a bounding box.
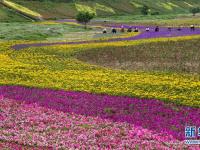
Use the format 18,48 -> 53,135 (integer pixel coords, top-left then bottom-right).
0,22 -> 89,41
10,0 -> 200,19
0,21 -> 136,41
0,4 -> 28,22
1,0 -> 42,20
12,0 -> 77,19
96,14 -> 200,26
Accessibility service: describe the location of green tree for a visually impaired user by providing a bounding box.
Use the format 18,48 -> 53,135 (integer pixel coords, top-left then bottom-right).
141,5 -> 149,15
76,11 -> 95,29
190,7 -> 200,16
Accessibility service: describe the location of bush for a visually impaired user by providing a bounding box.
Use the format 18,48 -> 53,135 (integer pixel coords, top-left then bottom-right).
76,11 -> 95,29
151,12 -> 160,15
141,5 -> 149,15
190,7 -> 200,16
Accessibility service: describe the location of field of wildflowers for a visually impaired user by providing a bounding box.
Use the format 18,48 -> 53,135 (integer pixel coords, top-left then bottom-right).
1,35 -> 199,107
1,95 -> 198,149
0,23 -> 200,149
12,25 -> 200,49
0,97 -> 190,149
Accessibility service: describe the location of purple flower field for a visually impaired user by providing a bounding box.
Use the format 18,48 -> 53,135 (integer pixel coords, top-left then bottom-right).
0,85 -> 200,142
12,22 -> 200,50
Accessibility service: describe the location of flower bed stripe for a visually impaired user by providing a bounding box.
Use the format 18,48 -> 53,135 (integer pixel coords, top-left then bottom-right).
12,25 -> 200,50
0,85 -> 200,141
0,97 -> 196,149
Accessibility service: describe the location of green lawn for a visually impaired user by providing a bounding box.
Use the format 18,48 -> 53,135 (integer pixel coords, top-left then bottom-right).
95,13 -> 200,26
0,22 -> 126,41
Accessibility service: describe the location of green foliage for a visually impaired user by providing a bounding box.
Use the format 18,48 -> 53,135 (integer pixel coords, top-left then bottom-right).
76,11 -> 95,28
0,4 -> 29,22
151,12 -> 160,15
141,5 -> 149,15
0,22 -> 90,41
190,7 -> 200,16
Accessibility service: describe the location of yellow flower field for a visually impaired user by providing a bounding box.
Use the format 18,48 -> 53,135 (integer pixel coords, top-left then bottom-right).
0,35 -> 200,107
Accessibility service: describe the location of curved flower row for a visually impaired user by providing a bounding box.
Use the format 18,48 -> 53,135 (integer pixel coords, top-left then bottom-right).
12,23 -> 200,50
0,22 -> 200,149
0,96 -> 198,149
0,85 -> 200,141
1,36 -> 200,107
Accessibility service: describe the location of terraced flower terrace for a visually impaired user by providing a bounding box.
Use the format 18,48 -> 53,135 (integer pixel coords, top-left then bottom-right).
0,20 -> 200,149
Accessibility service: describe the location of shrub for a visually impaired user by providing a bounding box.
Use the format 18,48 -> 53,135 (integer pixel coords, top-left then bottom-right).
76,11 -> 95,29
141,5 -> 149,15
190,7 -> 200,16
151,12 -> 160,15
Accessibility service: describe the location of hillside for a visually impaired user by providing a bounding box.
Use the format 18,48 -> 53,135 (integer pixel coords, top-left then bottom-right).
1,0 -> 200,21
0,4 -> 29,22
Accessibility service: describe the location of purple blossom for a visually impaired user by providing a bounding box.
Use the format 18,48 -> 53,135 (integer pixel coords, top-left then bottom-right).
0,98 -> 190,149
0,85 -> 199,141
12,25 -> 200,50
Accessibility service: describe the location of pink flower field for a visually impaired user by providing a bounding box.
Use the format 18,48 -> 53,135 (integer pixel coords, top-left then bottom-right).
0,86 -> 200,149
0,98 -> 191,149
